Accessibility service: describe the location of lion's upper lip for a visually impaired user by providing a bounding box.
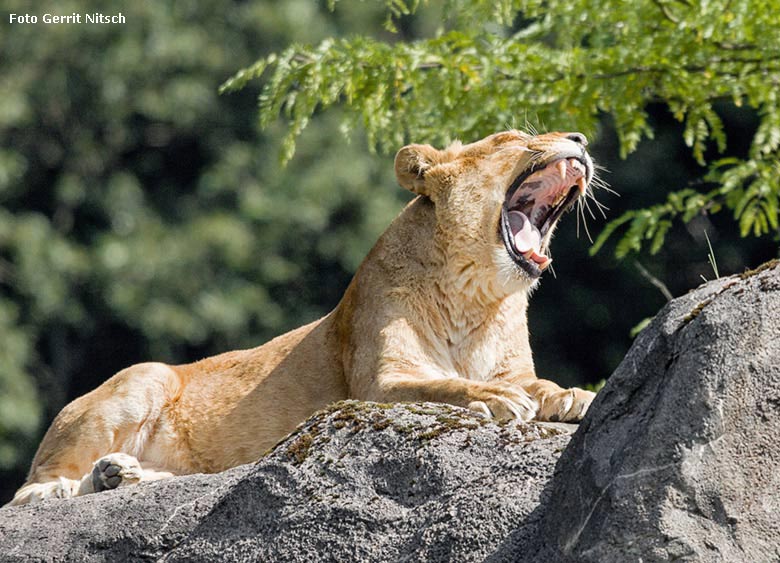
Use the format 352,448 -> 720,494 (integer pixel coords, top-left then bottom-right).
500,155 -> 591,276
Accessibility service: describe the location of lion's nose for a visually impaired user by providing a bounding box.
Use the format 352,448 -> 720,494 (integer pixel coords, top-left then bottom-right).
565,132 -> 588,146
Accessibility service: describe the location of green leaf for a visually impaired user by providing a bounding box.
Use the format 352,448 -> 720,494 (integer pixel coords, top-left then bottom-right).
590,211 -> 635,256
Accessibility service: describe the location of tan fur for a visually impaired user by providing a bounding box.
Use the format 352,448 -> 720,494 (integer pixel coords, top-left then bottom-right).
9,130 -> 596,506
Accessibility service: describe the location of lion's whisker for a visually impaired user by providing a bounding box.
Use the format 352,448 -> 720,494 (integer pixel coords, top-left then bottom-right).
578,199 -> 594,243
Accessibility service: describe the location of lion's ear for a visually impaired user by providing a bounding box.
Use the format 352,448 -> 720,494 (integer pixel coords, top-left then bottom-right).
394,144 -> 442,196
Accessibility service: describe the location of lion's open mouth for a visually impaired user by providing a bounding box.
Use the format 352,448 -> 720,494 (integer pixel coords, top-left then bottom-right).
500,157 -> 590,278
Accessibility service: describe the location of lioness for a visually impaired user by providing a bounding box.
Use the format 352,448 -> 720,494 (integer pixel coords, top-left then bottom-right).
10,130 -> 597,506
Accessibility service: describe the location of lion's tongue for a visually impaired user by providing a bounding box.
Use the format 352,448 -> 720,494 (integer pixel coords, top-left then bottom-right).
507,211 -> 548,264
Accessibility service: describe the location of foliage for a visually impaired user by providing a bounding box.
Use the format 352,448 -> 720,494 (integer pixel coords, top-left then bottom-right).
226,0 -> 780,254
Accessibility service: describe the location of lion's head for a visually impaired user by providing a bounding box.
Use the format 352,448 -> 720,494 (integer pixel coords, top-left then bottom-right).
394,130 -> 594,290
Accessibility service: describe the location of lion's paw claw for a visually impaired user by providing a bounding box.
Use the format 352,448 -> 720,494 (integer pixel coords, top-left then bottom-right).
539,388 -> 595,422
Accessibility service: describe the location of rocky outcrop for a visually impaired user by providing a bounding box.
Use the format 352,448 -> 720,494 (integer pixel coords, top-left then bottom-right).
0,402 -> 574,562
1,260 -> 778,562
533,260 -> 780,562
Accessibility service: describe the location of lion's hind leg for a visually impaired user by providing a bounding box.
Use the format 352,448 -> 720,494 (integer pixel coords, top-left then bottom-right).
9,454 -> 175,506
7,362 -> 184,507
9,477 -> 84,505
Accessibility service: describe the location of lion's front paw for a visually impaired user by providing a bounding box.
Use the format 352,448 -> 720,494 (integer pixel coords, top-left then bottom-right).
468,382 -> 538,421
537,387 -> 595,422
91,453 -> 143,492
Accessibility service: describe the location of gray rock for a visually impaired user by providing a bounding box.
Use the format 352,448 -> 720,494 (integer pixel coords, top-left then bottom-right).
0,402 -> 573,562
533,260 -> 780,562
2,260 -> 778,562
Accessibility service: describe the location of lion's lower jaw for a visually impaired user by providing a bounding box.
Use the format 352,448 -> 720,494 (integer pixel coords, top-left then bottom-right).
492,248 -> 540,293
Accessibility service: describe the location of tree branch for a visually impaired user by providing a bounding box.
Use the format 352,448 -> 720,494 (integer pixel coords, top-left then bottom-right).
634,261 -> 674,302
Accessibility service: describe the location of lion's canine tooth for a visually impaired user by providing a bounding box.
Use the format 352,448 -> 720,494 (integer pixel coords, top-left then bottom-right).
556,160 -> 567,181
522,249 -> 534,260
576,177 -> 587,196
539,257 -> 553,270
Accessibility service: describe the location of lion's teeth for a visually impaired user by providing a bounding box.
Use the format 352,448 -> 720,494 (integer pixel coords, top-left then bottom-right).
556,160 -> 567,181
523,250 -> 534,260
576,177 -> 587,196
539,257 -> 553,270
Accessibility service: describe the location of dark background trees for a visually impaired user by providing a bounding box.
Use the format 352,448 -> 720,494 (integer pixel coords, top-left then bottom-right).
1,0 -> 776,503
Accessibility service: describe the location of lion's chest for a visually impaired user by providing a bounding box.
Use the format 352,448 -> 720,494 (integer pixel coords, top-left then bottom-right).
421,299 -> 533,381
452,342 -> 502,381
428,327 -> 511,382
